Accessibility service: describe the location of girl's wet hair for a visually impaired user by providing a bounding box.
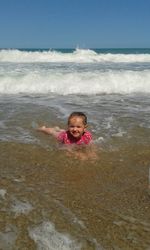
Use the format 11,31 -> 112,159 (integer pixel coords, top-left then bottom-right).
68,112 -> 87,125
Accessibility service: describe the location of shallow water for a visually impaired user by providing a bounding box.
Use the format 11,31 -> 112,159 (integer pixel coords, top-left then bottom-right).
0,93 -> 150,249
0,141 -> 150,249
0,48 -> 150,249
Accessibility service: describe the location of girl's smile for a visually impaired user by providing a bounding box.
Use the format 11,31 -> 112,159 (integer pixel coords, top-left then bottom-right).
68,117 -> 87,139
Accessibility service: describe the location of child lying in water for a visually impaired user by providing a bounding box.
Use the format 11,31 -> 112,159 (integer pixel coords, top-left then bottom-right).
38,111 -> 97,160
38,111 -> 92,145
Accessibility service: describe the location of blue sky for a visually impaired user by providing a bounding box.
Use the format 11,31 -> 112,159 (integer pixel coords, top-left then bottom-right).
0,0 -> 150,48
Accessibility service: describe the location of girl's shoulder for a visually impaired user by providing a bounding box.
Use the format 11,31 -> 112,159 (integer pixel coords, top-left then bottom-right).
84,131 -> 92,138
81,131 -> 92,144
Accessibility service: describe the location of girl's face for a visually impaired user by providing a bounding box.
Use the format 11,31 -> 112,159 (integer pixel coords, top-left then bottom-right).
68,116 -> 87,139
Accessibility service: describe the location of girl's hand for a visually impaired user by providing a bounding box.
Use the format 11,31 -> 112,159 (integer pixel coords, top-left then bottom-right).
37,126 -> 46,131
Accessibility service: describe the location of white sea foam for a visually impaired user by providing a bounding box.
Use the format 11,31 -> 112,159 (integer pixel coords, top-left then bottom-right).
0,189 -> 7,199
0,69 -> 150,95
1,49 -> 150,95
11,199 -> 33,216
29,221 -> 81,250
1,49 -> 150,63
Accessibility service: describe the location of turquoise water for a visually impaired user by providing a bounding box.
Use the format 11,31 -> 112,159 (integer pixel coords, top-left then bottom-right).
9,48 -> 150,54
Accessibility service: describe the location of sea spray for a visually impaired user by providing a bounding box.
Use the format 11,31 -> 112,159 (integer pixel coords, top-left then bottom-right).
1,48 -> 150,63
0,68 -> 150,95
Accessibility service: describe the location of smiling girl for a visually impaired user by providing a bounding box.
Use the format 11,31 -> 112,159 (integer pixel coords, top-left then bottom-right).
37,112 -> 92,145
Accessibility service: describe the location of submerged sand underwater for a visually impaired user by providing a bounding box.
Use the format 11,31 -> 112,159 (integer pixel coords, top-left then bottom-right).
0,139 -> 150,249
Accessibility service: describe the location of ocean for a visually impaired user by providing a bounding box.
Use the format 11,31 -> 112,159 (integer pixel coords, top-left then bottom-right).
0,48 -> 150,249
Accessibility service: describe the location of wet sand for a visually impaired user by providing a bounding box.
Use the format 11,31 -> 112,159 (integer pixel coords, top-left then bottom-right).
0,141 -> 150,249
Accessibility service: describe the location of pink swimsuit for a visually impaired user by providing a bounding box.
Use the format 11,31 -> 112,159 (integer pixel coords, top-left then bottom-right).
57,130 -> 92,145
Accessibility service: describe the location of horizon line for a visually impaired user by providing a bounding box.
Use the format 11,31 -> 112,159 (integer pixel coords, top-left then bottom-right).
0,47 -> 150,50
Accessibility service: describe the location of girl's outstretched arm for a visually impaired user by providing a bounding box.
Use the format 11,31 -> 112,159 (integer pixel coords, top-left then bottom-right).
37,126 -> 64,138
